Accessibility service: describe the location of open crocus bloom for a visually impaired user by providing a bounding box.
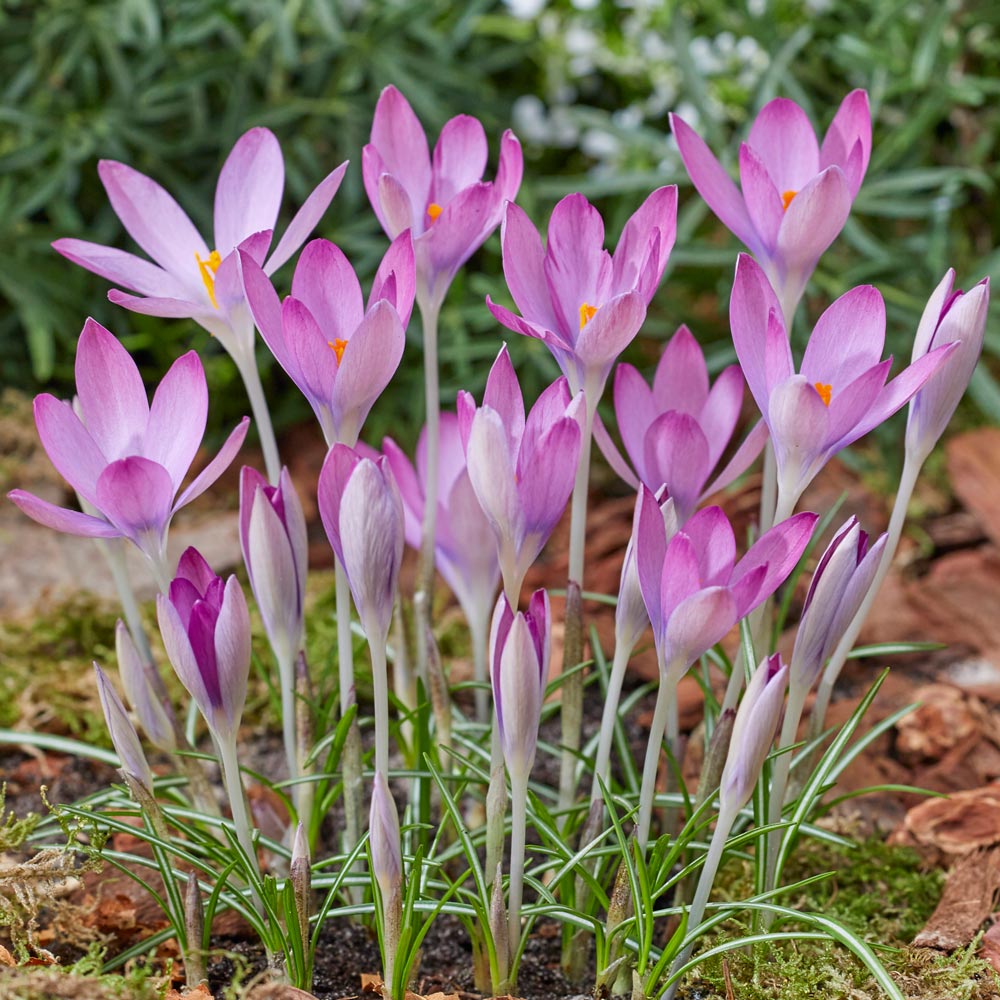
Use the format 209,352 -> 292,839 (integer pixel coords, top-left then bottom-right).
596,325 -> 767,523
486,188 -> 677,400
635,491 -> 817,683
53,128 -> 348,363
7,319 -> 248,579
671,91 -> 871,322
240,234 -> 415,446
457,345 -> 584,603
730,254 -> 957,510
363,85 -> 523,312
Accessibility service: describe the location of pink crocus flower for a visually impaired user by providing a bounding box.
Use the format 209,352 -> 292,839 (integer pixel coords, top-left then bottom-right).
730,253 -> 957,512
240,234 -> 415,446
670,91 -> 871,321
363,85 -> 523,312
456,345 -> 584,604
906,270 -> 990,463
595,325 -> 768,523
53,128 -> 348,364
7,319 -> 248,582
486,188 -> 677,400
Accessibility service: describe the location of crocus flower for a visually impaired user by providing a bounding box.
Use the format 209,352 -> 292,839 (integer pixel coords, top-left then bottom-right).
7,319 -> 248,582
239,466 -> 308,670
906,271 -> 990,463
490,590 -> 550,788
115,620 -> 176,752
730,254 -> 957,511
596,325 -> 768,523
94,663 -> 155,796
636,492 -> 817,682
457,345 -> 584,603
53,129 -> 348,363
363,85 -> 523,312
486,188 -> 677,400
790,517 -> 885,696
370,771 -> 403,902
671,91 -> 871,321
317,445 -> 405,647
240,234 -> 415,447
156,547 -> 252,744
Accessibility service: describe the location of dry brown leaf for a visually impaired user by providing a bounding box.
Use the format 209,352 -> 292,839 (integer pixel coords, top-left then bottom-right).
164,984 -> 214,1000
914,845 -> 1000,950
891,785 -> 1000,862
0,945 -> 13,967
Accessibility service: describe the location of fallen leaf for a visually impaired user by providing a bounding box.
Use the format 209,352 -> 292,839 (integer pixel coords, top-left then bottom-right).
913,845 -> 1000,950
0,944 -> 13,967
891,785 -> 1000,863
979,919 -> 1000,975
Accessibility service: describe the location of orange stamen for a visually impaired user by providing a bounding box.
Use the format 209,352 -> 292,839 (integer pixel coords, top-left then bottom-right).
579,302 -> 598,330
814,382 -> 832,407
196,250 -> 223,309
427,202 -> 443,222
328,338 -> 349,364
781,189 -> 798,211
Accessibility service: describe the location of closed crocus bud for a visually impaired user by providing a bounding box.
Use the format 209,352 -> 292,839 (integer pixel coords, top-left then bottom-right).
115,620 -> 176,752
156,547 -> 252,744
370,771 -> 403,901
317,445 -> 405,646
906,271 -> 990,463
720,654 -> 789,814
94,664 -> 154,797
239,465 -> 308,666
791,518 -> 886,697
490,590 -> 550,786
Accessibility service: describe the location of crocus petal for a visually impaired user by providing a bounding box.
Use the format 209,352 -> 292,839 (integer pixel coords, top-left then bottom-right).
611,185 -> 677,302
239,252 -> 288,366
824,360 -> 891,447
635,485 -> 670,638
669,112 -> 757,250
95,664 -> 154,790
291,239 -> 365,343
98,160 -> 209,280
96,457 -> 174,545
701,419 -> 769,499
517,417 -> 581,536
820,89 -> 871,196
680,505 -> 736,586
698,364 -> 745,471
107,290 -> 211,320
774,166 -> 852,279
657,533 -> 702,623
730,254 -> 786,411
145,351 -> 208,492
738,143 -> 783,253
214,576 -> 252,733
176,545 -> 219,593
431,114 -> 489,205
174,417 -> 250,511
767,376 -> 830,494
6,490 -> 120,538
247,485 -> 300,658
801,285 -> 886,387
573,290 -> 646,371
592,411 -> 641,490
381,437 -> 424,551
265,161 -> 349,276
52,239 -> 192,299
662,587 -> 737,680
33,394 -> 107,503
280,297 -> 338,413
615,363 -> 658,481
486,298 -> 567,355
651,325 -> 710,416
730,510 -> 818,613
482,345 -> 526,454
642,411 -> 711,519
377,172 -> 417,239
746,98 -> 820,193
214,128 -> 284,257
466,408 -> 523,551
494,130 -> 525,205
317,444 -> 362,565
370,230 -> 416,329
519,378 -> 577,468
912,270 -> 956,361
419,181 -> 496,293
500,202 -> 561,334
157,596 -> 213,726
370,86 -> 432,223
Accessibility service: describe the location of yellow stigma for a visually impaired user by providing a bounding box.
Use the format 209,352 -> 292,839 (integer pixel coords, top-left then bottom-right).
328,338 -> 348,364
427,202 -> 443,222
579,302 -> 598,330
781,189 -> 798,211
196,250 -> 223,309
814,382 -> 832,407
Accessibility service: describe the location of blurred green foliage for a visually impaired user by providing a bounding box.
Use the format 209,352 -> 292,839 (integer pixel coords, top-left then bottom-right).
1,0 -> 998,457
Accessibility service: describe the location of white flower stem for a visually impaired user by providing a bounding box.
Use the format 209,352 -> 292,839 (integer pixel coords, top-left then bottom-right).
507,772 -> 529,967
218,735 -> 265,916
368,627 -> 391,778
233,347 -> 282,485
589,639 -> 636,809
276,647 -> 300,808
470,604 -> 491,724
636,664 -> 678,850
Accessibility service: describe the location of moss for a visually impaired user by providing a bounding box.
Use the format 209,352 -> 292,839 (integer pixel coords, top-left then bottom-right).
678,838 -> 1000,1000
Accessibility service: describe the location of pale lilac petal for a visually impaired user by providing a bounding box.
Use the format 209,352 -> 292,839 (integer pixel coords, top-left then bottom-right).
701,420 -> 769,499
775,166 -> 852,278
370,86 -> 432,223
282,297 -> 337,410
611,185 -> 677,301
440,470 -> 501,615
265,161 -> 349,276
419,182 -> 496,289
53,239 -> 192,299
764,306 -> 795,394
500,202 -> 561,334
214,576 -> 252,732
370,230 -> 416,329
517,418 -> 580,536
145,351 -> 208,491
825,360 -> 891,446
678,505 -> 735,586
730,511 -> 818,611
729,254 -> 785,410
486,297 -> 568,356
482,345 -> 526,453
738,143 -> 783,253
107,289 -> 210,320
592,411 -> 641,490
663,587 -> 737,678
669,113 -> 757,250
466,408 -> 522,551
96,457 -> 174,544
362,145 -> 391,234
746,98 -> 820,193
767,376 -> 830,491
377,172 -> 417,239
657,533 -> 701,622
382,437 -> 423,551
291,239 -> 365,342
635,486 -> 669,638
7,490 -> 120,538
34,394 -> 106,502
642,411 -> 711,518
801,285 -> 886,387
912,270 -> 955,361
317,444 -> 361,564
98,160 -> 209,279
238,466 -> 267,563
246,483 -> 299,652
214,128 -> 284,256
574,290 -> 646,371
519,378 -> 575,469
614,363 -> 658,480
494,130 -> 525,205
651,325 -> 710,415
74,318 -> 149,460
174,418 -> 250,511
820,89 -> 871,196
431,114 -> 488,205
698,364 -> 745,470
431,412 -> 468,498
239,252 -> 287,365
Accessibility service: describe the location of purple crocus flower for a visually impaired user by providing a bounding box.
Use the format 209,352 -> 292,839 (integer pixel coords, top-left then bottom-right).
906,270 -> 990,463
156,548 -> 252,743
490,589 -> 550,786
635,490 -> 817,682
383,412 -> 500,637
240,234 -> 415,447
53,128 -> 348,363
115,621 -> 176,752
595,325 -> 768,523
317,445 -> 405,646
94,663 -> 155,796
363,85 -> 523,312
486,188 -> 677,399
456,345 -> 584,603
370,770 -> 403,901
239,465 -> 308,669
730,254 -> 957,510
7,319 -> 248,580
671,91 -> 871,321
